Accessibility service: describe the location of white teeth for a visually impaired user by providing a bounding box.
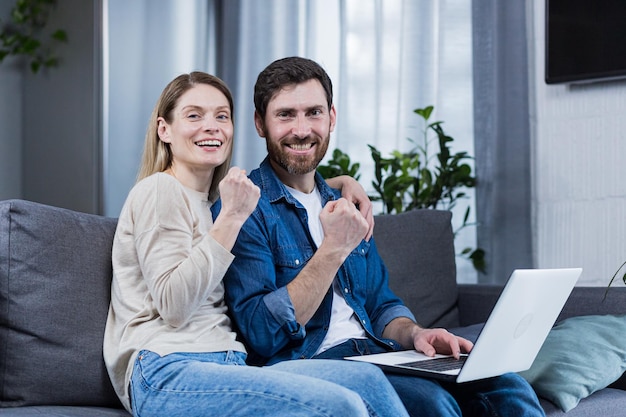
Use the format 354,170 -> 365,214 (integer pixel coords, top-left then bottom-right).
289,143 -> 312,151
196,140 -> 221,147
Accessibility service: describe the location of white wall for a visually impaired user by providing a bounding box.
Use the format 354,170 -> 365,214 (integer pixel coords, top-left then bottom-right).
529,0 -> 626,286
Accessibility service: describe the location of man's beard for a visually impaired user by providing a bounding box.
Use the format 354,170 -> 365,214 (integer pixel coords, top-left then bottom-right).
265,132 -> 330,176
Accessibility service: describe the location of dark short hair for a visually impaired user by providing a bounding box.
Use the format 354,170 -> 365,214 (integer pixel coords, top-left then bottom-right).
254,56 -> 333,120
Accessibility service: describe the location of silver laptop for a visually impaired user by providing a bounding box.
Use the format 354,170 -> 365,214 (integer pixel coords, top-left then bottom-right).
345,268 -> 582,383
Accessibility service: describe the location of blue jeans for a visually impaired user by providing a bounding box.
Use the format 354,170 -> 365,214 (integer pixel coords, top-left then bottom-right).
130,350 -> 409,417
315,339 -> 546,417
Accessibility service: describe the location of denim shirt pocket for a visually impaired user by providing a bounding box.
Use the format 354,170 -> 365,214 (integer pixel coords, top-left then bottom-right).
273,245 -> 315,287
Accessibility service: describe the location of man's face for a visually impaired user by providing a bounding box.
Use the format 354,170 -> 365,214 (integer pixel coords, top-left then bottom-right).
255,79 -> 336,178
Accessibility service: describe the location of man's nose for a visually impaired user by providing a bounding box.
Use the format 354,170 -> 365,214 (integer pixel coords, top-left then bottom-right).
292,114 -> 311,138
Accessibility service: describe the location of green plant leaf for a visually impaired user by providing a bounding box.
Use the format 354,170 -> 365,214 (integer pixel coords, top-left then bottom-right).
30,59 -> 40,73
469,249 -> 486,274
414,105 -> 433,120
51,28 -> 67,42
605,260 -> 626,299
317,148 -> 361,180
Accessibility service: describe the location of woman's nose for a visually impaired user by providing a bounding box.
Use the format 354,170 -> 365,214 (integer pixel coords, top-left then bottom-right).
203,118 -> 219,132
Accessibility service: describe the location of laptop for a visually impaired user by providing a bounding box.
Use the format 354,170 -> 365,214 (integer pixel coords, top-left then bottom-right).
345,268 -> 582,383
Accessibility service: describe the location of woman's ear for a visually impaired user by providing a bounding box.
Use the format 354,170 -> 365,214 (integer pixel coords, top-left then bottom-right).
157,117 -> 171,143
254,111 -> 266,138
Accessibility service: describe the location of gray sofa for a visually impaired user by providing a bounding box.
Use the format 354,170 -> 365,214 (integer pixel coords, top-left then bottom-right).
1,199 -> 625,416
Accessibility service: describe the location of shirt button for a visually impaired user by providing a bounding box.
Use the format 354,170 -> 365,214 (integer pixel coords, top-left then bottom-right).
361,248 -> 365,254
295,259 -> 300,265
344,288 -> 349,293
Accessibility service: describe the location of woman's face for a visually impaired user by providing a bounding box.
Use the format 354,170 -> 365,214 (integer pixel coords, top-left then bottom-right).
158,84 -> 233,174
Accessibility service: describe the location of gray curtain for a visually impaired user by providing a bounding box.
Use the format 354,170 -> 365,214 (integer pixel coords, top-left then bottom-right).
472,0 -> 533,283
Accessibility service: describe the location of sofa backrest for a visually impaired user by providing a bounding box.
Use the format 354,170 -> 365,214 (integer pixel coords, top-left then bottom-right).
0,199 -> 122,408
0,199 -> 458,407
373,209 -> 460,329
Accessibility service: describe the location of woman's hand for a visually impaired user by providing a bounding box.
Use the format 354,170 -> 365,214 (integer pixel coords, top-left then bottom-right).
211,167 -> 260,250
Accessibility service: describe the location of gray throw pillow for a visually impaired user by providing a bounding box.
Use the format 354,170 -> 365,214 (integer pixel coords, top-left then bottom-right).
0,200 -> 121,408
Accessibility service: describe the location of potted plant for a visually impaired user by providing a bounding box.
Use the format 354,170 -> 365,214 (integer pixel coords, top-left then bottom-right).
318,105 -> 485,273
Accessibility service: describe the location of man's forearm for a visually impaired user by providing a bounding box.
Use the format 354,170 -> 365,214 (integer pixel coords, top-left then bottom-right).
286,245 -> 346,325
382,317 -> 422,349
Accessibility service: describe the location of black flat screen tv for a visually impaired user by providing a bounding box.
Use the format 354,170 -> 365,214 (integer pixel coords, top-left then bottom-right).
545,0 -> 626,84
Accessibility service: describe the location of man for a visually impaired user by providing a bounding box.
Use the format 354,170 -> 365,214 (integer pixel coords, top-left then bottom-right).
219,56 -> 545,417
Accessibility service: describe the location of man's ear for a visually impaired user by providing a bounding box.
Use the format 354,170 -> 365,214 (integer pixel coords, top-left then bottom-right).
157,117 -> 171,143
329,104 -> 337,133
254,111 -> 266,138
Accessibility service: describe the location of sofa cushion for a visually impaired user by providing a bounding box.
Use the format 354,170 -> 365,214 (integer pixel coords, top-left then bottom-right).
541,388 -> 626,417
519,314 -> 626,412
0,199 -> 121,408
374,209 -> 459,329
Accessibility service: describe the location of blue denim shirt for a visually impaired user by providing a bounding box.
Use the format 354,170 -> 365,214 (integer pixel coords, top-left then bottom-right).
214,157 -> 415,365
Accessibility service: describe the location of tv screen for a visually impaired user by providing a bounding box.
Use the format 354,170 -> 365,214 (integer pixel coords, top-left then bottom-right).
545,0 -> 626,84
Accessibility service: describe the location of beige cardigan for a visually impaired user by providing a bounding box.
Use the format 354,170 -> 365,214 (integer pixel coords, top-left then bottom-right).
103,173 -> 245,411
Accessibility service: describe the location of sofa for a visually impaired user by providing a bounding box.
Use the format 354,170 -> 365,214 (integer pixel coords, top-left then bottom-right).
1,198 -> 625,416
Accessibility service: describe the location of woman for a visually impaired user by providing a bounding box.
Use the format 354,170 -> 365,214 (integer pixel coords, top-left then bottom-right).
103,71 -> 408,417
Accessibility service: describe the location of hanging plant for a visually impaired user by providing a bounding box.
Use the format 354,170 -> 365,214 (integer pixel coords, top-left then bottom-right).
0,0 -> 68,73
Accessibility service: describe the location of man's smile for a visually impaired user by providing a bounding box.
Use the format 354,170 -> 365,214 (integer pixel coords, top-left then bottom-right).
286,142 -> 315,152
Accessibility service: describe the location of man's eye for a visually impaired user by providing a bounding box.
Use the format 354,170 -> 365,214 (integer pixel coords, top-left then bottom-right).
187,113 -> 201,119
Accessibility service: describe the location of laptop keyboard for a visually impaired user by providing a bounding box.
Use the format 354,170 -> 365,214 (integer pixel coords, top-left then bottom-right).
399,356 -> 467,372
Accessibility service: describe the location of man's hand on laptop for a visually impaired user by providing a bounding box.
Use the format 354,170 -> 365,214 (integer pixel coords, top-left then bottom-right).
383,317 -> 474,359
412,328 -> 474,360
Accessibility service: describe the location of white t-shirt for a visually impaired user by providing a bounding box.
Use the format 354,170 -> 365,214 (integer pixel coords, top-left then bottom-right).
286,186 -> 367,354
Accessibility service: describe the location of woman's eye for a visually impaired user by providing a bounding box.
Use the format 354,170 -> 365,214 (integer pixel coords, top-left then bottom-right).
217,113 -> 230,121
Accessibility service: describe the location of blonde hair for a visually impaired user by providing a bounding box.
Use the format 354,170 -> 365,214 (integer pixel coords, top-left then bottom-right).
136,72 -> 235,202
